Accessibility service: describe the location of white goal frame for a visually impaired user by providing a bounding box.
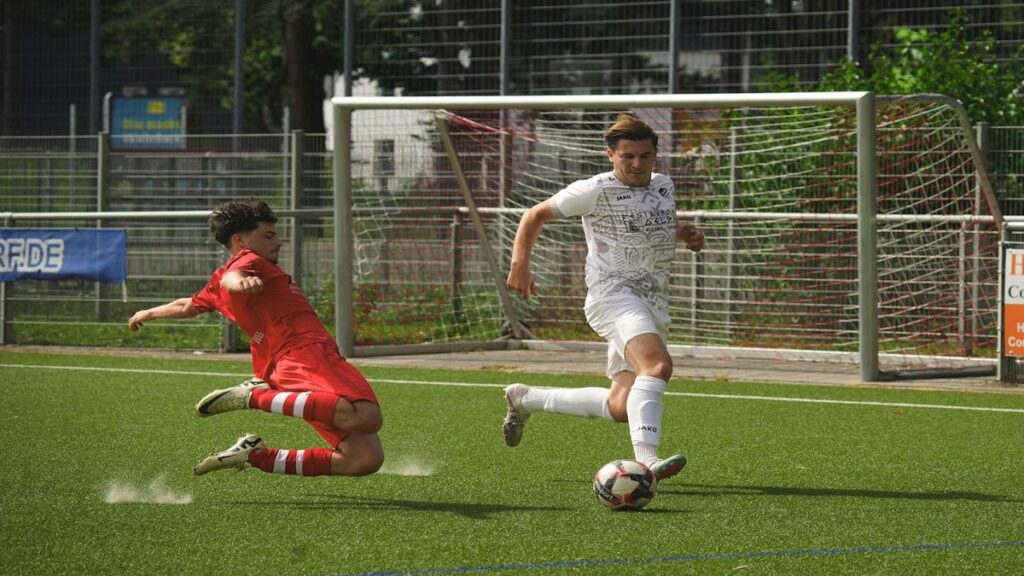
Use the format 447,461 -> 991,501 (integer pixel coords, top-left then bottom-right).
330,92 -> 996,383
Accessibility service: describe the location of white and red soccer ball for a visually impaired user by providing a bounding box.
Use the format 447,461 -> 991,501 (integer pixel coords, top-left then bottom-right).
593,459 -> 657,510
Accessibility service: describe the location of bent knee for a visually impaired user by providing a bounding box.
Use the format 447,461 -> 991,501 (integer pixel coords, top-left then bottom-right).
351,457 -> 383,476
353,407 -> 383,434
349,451 -> 384,476
643,359 -> 673,382
339,401 -> 383,433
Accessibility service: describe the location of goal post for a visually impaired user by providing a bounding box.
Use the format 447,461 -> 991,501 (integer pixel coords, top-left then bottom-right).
330,92 -> 1001,382
857,93 -> 879,381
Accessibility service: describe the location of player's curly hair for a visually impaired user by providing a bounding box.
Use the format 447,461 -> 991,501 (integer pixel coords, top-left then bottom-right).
208,198 -> 278,248
604,113 -> 658,150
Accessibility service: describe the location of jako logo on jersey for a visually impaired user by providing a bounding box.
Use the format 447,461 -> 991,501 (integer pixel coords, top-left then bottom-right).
616,194 -> 633,201
252,331 -> 265,344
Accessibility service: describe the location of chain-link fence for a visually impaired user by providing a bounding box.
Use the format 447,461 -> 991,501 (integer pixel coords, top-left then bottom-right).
0,132 -> 334,350
993,126 -> 1024,216
2,0 -> 1024,358
2,117 -> 1020,357
4,1 -> 1023,135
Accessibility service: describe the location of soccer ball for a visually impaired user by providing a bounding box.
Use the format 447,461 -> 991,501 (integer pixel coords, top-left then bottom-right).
593,459 -> 657,510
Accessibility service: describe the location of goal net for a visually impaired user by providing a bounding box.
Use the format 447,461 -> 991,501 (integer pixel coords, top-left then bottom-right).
331,93 -> 1000,379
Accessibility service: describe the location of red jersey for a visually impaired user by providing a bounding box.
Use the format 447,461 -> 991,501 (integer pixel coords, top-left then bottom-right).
192,249 -> 335,377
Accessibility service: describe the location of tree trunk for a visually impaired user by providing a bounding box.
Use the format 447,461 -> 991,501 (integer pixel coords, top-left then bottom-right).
284,1 -> 320,132
2,1 -> 16,135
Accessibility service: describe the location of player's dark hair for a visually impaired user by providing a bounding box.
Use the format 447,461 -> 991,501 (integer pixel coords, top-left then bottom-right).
208,198 -> 278,248
604,113 -> 658,150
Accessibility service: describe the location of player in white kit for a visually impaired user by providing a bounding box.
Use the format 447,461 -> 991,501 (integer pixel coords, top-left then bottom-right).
503,113 -> 705,481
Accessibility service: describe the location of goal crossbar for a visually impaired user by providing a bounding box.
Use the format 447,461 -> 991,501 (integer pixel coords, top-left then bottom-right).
330,92 -> 870,110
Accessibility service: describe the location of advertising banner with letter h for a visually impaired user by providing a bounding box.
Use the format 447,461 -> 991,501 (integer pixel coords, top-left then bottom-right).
1003,248 -> 1024,359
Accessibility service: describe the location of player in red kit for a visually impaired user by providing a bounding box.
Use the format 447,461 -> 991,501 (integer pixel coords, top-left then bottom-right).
128,198 -> 383,477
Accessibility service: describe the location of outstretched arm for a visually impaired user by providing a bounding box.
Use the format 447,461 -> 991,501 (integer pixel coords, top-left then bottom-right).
128,297 -> 202,332
507,200 -> 557,300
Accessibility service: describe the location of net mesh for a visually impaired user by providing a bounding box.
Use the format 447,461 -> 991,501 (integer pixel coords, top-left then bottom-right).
346,100 -> 999,370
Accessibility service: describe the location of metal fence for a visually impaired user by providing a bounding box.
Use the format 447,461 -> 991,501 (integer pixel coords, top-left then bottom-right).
0,133 -> 334,212
1,119 -> 1021,353
0,132 -> 331,350
4,1 -> 1023,135
993,126 -> 1024,215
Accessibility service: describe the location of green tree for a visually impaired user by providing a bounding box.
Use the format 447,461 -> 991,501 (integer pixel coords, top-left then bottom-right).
819,10 -> 1024,125
101,0 -> 498,132
104,0 -> 337,133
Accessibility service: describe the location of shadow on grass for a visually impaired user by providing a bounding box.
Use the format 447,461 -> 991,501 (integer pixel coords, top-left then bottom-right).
658,483 -> 1020,503
229,494 -> 572,520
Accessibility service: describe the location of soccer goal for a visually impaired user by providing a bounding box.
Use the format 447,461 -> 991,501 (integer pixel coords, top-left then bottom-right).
329,93 -> 1001,382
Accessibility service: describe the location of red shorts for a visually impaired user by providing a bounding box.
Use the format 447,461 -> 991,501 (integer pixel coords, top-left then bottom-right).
266,341 -> 378,447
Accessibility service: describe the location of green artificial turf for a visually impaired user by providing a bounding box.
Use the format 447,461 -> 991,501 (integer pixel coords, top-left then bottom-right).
1,350 -> 1023,575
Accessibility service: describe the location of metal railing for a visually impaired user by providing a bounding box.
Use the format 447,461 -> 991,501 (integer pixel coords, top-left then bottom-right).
0,132 -> 333,350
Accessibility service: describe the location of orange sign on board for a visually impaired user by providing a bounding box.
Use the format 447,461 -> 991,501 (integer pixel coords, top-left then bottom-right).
1004,249 -> 1024,357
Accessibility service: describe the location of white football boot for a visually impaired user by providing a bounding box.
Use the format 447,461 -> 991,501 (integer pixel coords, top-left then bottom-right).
502,383 -> 531,447
192,433 -> 266,475
195,378 -> 270,416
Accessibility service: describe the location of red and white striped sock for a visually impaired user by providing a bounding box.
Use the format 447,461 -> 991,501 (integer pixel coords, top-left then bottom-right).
248,448 -> 333,476
248,388 -> 338,427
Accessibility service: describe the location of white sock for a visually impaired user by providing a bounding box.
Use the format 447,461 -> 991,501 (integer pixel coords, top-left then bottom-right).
628,376 -> 666,466
521,387 -> 613,420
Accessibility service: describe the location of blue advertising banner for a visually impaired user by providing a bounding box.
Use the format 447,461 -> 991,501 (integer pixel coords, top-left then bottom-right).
111,97 -> 185,150
0,229 -> 127,283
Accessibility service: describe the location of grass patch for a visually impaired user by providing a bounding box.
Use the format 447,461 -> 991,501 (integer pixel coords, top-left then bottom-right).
1,350 -> 1023,575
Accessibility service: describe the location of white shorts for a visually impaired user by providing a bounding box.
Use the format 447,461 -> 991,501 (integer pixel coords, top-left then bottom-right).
584,294 -> 669,379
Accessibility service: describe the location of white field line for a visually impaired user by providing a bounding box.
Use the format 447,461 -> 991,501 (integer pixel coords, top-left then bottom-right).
2,363 -> 1024,415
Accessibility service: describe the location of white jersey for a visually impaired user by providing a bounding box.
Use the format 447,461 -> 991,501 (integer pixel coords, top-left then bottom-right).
549,171 -> 677,313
